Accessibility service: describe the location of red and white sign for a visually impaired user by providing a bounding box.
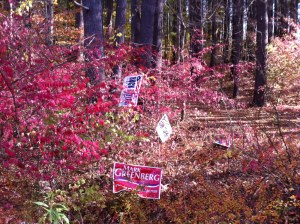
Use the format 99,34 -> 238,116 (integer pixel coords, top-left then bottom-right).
119,75 -> 143,107
113,162 -> 163,199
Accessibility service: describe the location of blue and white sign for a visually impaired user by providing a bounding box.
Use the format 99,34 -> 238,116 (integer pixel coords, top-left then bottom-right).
119,75 -> 143,107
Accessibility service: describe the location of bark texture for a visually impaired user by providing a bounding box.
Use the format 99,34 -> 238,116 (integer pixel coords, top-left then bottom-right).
153,0 -> 164,68
140,0 -> 156,67
131,0 -> 141,44
231,0 -> 244,98
82,0 -> 105,83
253,0 -> 268,107
113,0 -> 127,77
189,0 -> 203,55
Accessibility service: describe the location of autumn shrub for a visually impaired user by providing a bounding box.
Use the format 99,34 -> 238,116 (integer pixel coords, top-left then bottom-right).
267,33 -> 300,105
0,15 -> 118,179
0,14 -> 229,221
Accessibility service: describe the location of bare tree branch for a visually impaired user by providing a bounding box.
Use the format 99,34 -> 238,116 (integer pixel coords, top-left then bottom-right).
74,0 -> 89,10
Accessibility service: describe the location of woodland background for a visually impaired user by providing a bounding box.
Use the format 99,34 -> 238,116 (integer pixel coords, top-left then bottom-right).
0,0 -> 300,223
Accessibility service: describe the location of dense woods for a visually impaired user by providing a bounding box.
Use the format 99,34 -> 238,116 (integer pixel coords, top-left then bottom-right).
0,0 -> 299,223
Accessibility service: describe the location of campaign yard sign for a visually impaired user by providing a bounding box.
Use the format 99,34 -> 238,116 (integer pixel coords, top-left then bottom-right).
156,114 -> 172,143
113,162 -> 163,199
119,75 -> 143,107
214,140 -> 231,149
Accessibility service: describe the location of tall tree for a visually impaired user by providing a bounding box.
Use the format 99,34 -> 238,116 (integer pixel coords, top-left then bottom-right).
75,1 -> 84,61
290,0 -> 298,32
140,0 -> 156,67
274,0 -> 279,36
189,0 -> 204,56
171,2 -> 178,63
275,0 -> 289,36
153,0 -> 164,69
131,0 -> 141,44
45,0 -> 54,45
231,0 -> 244,98
253,0 -> 268,107
268,0 -> 274,42
175,0 -> 186,62
104,0 -> 113,38
245,0 -> 256,61
164,6 -> 171,59
82,0 -> 105,83
210,0 -> 217,67
113,0 -> 127,77
291,0 -> 298,23
115,0 -> 127,45
223,0 -> 230,63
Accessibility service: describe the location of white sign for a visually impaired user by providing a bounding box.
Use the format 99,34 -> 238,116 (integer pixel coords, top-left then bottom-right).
156,114 -> 172,143
214,140 -> 231,149
119,75 -> 143,107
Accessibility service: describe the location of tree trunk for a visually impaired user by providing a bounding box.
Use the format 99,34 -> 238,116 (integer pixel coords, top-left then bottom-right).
113,0 -> 127,77
180,0 -> 186,62
275,0 -> 289,36
281,0 -> 289,33
274,0 -> 279,36
45,0 -> 54,45
268,0 -> 274,42
210,0 -> 217,67
175,0 -> 181,63
176,0 -> 185,62
153,0 -> 164,69
140,0 -> 156,68
164,10 -> 170,59
75,1 -> 84,62
189,0 -> 203,56
115,0 -> 127,45
290,0 -> 298,23
245,0 -> 256,61
131,0 -> 141,44
171,3 -> 177,63
231,0 -> 244,98
289,0 -> 298,32
253,0 -> 268,107
82,0 -> 105,83
104,0 -> 113,38
223,0 -> 230,63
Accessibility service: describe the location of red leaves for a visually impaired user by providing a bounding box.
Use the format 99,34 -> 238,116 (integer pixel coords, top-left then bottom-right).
0,15 -> 231,183
5,148 -> 15,157
0,45 -> 6,57
99,119 -> 105,126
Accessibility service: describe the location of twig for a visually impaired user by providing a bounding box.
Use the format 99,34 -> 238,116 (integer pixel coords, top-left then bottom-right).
0,70 -> 19,123
272,103 -> 292,163
74,0 -> 89,10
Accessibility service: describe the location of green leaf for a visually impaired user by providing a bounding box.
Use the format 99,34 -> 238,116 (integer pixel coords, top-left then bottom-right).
133,113 -> 140,122
51,209 -> 60,224
60,214 -> 70,224
226,150 -> 232,159
34,201 -> 49,208
49,208 -> 54,221
56,203 -> 69,211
